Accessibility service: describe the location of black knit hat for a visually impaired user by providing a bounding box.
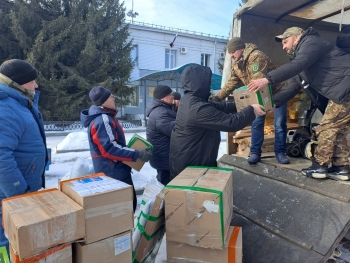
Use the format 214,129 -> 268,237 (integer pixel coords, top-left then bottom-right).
153,85 -> 172,100
172,92 -> 181,100
0,59 -> 38,85
89,86 -> 112,106
227,37 -> 245,53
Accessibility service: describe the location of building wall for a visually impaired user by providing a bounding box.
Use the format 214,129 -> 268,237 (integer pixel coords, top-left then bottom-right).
122,24 -> 228,119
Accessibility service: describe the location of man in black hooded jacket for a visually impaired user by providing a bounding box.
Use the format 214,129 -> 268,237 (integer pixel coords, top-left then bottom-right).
248,27 -> 350,180
169,64 -> 265,179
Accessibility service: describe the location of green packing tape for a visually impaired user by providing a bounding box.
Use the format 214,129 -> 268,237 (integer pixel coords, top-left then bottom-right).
133,227 -> 165,263
128,134 -> 154,152
136,221 -> 164,241
139,210 -> 163,222
187,166 -> 233,171
0,247 -> 10,263
164,184 -> 225,247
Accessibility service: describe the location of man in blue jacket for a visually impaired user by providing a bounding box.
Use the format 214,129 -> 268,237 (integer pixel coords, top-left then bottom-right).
248,27 -> 350,180
0,59 -> 48,254
146,85 -> 176,185
80,86 -> 152,211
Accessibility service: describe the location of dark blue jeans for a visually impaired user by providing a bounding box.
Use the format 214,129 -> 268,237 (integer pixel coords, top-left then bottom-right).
250,103 -> 287,155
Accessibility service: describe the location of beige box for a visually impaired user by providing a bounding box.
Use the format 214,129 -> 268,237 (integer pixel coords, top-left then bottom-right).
3,189 -> 85,260
60,173 -> 133,244
134,193 -> 165,263
167,226 -> 242,263
10,244 -> 72,263
164,167 -> 233,249
74,231 -> 132,263
123,134 -> 153,171
233,85 -> 274,112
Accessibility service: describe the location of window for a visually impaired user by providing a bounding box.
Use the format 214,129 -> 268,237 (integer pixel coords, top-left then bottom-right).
201,54 -> 210,67
149,87 -> 155,97
131,45 -> 138,66
129,86 -> 138,106
165,49 -> 176,69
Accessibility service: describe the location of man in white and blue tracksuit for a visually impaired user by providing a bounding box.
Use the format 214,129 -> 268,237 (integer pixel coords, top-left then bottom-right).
80,86 -> 152,211
0,59 -> 48,255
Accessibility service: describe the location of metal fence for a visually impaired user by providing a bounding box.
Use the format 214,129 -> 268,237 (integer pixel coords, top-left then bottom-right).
44,120 -> 142,131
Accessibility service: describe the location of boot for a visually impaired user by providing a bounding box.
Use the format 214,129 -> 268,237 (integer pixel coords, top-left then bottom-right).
328,165 -> 350,181
301,158 -> 328,179
247,154 -> 260,164
275,152 -> 290,164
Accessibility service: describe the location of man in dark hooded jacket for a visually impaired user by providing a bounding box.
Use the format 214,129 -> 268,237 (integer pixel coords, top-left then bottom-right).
146,85 -> 176,185
248,27 -> 350,180
169,64 -> 265,179
80,86 -> 152,211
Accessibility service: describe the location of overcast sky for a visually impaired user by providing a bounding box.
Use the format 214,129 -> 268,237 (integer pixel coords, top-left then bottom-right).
123,0 -> 241,38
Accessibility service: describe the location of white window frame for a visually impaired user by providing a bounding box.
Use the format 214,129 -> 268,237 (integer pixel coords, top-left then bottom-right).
165,49 -> 176,69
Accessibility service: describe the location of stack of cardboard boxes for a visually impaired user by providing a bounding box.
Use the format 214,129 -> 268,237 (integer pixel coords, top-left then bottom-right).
60,173 -> 134,262
2,172 -> 135,263
3,189 -> 85,262
164,167 -> 242,263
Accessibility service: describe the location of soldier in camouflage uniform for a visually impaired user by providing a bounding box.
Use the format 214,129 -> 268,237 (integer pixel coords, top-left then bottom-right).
248,27 -> 350,180
212,37 -> 288,164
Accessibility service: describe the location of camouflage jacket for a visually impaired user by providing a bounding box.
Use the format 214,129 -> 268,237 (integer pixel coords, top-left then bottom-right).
216,43 -> 284,100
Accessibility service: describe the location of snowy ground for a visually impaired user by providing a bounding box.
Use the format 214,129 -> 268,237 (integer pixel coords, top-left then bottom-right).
45,129 -> 227,263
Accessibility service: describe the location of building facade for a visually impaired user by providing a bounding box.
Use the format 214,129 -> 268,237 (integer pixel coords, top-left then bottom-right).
121,21 -> 228,121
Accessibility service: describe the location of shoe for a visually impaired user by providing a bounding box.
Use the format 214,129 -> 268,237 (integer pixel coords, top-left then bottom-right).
247,154 -> 260,164
301,159 -> 328,179
328,165 -> 350,181
275,152 -> 290,164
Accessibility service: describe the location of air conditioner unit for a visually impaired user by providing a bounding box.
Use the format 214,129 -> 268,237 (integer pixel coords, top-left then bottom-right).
180,47 -> 187,54
219,52 -> 225,59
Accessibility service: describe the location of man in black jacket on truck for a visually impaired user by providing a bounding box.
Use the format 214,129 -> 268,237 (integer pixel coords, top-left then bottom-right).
248,27 -> 350,180
169,64 -> 265,179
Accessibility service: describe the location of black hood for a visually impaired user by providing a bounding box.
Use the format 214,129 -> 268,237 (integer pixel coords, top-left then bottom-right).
301,27 -> 320,42
146,99 -> 172,117
181,65 -> 212,100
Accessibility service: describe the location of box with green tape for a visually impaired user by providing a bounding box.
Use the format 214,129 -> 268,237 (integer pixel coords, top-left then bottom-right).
233,84 -> 274,112
133,192 -> 165,263
164,167 -> 233,249
123,134 -> 154,171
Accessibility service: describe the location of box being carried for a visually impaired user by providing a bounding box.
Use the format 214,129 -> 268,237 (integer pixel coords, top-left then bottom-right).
164,167 -> 233,249
74,231 -> 132,263
233,84 -> 274,112
167,226 -> 242,263
10,244 -> 72,263
2,189 -> 85,260
123,134 -> 154,171
60,173 -> 133,244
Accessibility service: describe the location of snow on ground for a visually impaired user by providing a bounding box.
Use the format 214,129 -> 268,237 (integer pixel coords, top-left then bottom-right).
45,130 -> 227,263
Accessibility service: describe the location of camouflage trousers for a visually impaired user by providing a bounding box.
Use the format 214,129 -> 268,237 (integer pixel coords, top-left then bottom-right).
315,96 -> 350,166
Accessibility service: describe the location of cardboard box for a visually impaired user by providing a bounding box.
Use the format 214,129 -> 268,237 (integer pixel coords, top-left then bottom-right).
164,167 -> 233,249
133,193 -> 165,263
74,231 -> 132,263
3,189 -> 85,260
123,134 -> 154,171
167,226 -> 242,263
10,244 -> 72,263
60,173 -> 133,244
233,85 -> 274,112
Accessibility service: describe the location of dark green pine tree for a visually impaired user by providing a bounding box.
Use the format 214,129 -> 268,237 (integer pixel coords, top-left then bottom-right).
29,0 -> 133,120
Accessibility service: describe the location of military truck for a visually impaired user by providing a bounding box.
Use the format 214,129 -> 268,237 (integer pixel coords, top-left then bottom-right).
218,1 -> 350,262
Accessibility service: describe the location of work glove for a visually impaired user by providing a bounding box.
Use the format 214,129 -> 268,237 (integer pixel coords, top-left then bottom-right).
210,95 -> 221,102
138,147 -> 152,162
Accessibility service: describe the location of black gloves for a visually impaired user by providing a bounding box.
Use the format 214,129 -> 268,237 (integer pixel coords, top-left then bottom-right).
210,96 -> 221,102
138,147 -> 152,162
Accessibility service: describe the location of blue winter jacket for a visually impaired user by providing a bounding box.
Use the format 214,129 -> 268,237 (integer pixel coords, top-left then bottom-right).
0,83 -> 47,198
146,99 -> 176,170
80,105 -> 139,180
